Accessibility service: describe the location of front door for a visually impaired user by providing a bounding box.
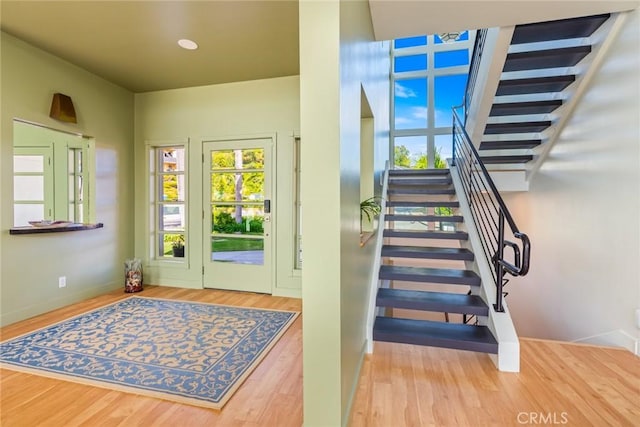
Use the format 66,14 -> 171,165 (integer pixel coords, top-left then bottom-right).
202,138 -> 273,293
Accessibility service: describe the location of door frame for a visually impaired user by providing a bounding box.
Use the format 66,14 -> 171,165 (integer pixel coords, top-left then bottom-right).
201,135 -> 276,293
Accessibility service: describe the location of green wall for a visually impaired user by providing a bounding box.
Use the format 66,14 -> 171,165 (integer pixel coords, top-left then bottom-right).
133,76 -> 301,295
0,32 -> 135,326
300,0 -> 390,425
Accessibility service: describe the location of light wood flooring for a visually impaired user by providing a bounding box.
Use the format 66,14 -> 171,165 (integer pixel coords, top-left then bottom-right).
0,286 -> 302,427
2,286 -> 639,426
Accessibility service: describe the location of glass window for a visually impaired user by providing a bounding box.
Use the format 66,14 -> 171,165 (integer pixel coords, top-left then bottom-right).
434,135 -> 453,168
394,54 -> 427,73
12,147 -> 53,226
391,31 -> 473,169
394,35 -> 427,49
434,49 -> 469,68
394,78 -> 427,130
394,136 -> 427,169
151,146 -> 186,260
434,74 -> 468,127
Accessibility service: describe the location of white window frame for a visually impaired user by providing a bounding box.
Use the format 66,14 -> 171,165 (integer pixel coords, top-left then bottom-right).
147,141 -> 189,264
13,146 -> 54,226
391,32 -> 476,168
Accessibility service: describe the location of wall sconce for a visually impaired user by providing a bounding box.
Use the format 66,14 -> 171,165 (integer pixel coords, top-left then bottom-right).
49,93 -> 77,123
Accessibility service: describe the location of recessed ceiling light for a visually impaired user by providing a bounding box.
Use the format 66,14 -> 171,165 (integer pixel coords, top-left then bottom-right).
178,39 -> 198,50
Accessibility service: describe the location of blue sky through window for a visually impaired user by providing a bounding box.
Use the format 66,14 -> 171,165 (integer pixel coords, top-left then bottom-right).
434,74 -> 468,127
434,49 -> 469,68
394,78 -> 427,129
394,35 -> 427,49
393,32 -> 472,168
394,54 -> 427,72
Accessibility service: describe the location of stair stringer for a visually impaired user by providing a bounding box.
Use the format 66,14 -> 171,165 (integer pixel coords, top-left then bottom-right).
449,165 -> 520,372
466,26 -> 515,150
366,162 -> 390,353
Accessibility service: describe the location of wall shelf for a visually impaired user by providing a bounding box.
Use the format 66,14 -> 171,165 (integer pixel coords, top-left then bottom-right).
9,223 -> 104,235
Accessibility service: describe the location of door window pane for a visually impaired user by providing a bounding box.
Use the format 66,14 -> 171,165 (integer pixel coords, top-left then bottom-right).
211,172 -> 265,202
212,149 -> 264,170
211,205 -> 264,235
211,236 -> 264,265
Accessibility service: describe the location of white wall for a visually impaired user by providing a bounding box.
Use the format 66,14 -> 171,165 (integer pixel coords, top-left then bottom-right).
504,9 -> 640,353
133,76 -> 301,296
0,33 -> 135,326
300,0 -> 390,425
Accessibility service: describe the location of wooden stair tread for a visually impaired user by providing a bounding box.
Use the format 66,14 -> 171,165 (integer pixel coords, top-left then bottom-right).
385,214 -> 464,223
383,229 -> 469,240
376,288 -> 488,315
373,316 -> 498,354
382,245 -> 474,260
379,265 -> 480,286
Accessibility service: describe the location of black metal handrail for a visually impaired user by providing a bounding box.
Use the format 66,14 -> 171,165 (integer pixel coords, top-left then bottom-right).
463,28 -> 488,121
451,108 -> 530,312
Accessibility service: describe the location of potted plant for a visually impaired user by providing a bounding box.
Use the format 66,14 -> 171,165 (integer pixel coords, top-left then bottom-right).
360,196 -> 382,223
171,235 -> 185,258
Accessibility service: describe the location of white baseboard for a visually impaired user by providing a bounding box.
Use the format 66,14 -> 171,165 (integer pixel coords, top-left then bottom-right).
573,329 -> 639,356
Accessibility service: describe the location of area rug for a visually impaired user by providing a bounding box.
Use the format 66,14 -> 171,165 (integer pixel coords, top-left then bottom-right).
0,296 -> 299,409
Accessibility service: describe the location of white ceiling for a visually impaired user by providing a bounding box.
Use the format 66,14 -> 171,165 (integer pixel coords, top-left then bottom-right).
0,0 -> 299,93
368,0 -> 639,41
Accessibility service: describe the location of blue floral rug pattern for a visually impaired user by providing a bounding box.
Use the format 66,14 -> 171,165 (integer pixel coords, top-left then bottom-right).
0,297 -> 298,408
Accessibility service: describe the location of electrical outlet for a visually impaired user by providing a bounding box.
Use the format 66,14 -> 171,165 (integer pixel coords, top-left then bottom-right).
58,276 -> 66,288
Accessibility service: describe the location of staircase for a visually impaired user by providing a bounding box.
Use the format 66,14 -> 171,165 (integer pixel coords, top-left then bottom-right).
372,168 -> 498,354
480,13 -> 611,168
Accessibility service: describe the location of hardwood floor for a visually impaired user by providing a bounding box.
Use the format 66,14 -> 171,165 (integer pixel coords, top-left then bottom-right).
0,286 -> 302,427
349,339 -> 640,427
2,286 -> 638,426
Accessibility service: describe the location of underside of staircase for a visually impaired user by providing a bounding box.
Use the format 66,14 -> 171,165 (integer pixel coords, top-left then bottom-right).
480,13 -> 611,169
373,168 -> 498,354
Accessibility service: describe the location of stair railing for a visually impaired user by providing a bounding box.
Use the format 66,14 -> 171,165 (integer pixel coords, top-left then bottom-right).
463,28 -> 488,121
451,108 -> 531,312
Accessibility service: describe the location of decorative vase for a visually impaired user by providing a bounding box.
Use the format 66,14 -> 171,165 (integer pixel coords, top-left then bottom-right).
124,258 -> 143,293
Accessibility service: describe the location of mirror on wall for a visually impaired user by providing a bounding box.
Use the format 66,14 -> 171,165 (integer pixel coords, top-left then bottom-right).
12,120 -> 95,227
